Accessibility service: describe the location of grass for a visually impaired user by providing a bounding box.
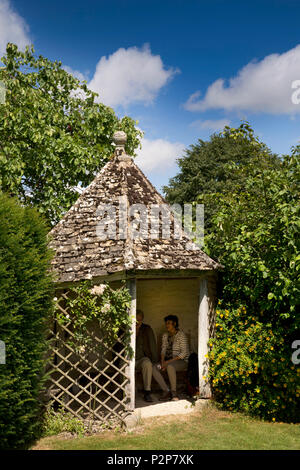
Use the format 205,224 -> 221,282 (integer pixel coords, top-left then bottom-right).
32,405 -> 300,451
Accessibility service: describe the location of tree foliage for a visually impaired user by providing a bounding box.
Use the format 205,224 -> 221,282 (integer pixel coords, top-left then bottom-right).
202,129 -> 300,422
205,144 -> 299,324
163,122 -> 279,230
0,43 -> 142,225
0,193 -> 54,449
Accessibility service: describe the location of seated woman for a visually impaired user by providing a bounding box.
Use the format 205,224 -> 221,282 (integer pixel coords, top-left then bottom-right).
160,315 -> 190,401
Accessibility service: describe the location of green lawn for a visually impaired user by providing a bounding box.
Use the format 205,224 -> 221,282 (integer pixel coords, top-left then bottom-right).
33,405 -> 300,450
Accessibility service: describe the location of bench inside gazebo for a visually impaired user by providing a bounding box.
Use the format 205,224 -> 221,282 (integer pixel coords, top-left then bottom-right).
47,131 -> 221,425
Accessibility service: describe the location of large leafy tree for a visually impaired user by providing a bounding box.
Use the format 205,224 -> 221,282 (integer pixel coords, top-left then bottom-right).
163,122 -> 279,230
204,135 -> 300,422
169,123 -> 299,421
205,146 -> 299,323
0,43 -> 142,225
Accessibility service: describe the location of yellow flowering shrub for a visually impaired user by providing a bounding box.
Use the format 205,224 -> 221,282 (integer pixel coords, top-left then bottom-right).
208,306 -> 299,423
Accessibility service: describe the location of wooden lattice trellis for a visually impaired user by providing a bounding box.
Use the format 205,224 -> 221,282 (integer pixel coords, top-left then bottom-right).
45,291 -> 132,424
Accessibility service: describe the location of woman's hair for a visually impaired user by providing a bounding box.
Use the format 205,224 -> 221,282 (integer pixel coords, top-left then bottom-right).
164,315 -> 179,328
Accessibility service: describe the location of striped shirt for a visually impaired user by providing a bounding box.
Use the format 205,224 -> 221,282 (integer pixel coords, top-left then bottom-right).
161,329 -> 190,362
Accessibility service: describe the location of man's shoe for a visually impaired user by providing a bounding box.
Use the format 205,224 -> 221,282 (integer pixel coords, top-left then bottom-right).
171,392 -> 179,401
143,391 -> 153,402
159,391 -> 171,401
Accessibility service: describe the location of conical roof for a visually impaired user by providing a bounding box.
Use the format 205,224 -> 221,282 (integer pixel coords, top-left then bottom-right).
49,133 -> 221,284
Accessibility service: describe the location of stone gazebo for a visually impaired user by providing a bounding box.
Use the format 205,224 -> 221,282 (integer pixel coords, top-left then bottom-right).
47,131 -> 221,424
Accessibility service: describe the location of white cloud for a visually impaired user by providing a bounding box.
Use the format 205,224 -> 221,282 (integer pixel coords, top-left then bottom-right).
88,44 -> 178,107
184,44 -> 300,115
63,65 -> 88,82
0,0 -> 31,56
191,118 -> 230,132
135,137 -> 185,173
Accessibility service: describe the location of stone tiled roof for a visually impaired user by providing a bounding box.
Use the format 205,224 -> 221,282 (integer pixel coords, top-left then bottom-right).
49,146 -> 221,284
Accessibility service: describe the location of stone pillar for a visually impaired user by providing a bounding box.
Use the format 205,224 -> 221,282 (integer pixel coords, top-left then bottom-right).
125,278 -> 136,410
198,278 -> 211,398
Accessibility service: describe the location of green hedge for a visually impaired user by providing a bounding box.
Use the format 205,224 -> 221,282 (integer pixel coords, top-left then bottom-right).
0,193 -> 53,449
204,135 -> 300,422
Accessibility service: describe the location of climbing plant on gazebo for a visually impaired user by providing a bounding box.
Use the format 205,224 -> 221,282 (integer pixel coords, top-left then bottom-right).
56,280 -> 133,356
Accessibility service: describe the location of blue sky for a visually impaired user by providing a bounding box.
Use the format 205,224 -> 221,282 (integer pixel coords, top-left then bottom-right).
1,0 -> 300,190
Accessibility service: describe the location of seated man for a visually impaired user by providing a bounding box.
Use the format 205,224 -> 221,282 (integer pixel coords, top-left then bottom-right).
135,309 -> 169,402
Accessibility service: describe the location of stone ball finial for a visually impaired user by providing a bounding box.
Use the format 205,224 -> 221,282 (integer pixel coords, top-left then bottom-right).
113,130 -> 132,161
113,130 -> 127,148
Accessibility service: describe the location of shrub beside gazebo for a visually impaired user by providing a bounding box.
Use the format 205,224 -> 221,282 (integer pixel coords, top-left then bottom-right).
47,132 -> 221,424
